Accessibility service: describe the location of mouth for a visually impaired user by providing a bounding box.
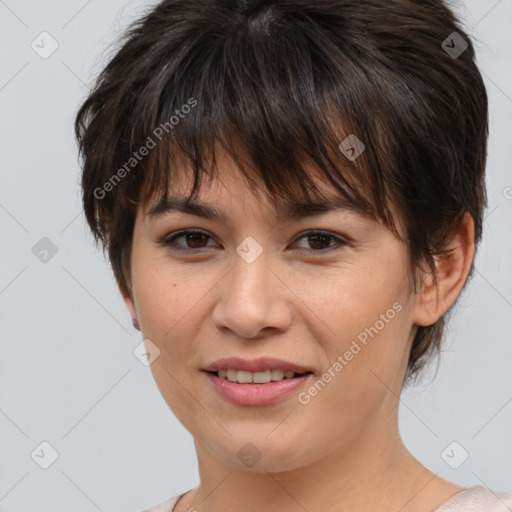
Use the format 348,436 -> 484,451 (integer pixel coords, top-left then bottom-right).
203,369 -> 314,384
202,370 -> 314,406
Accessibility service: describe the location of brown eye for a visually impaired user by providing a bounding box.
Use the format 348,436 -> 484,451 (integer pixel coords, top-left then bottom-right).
293,231 -> 348,254
161,229 -> 348,255
163,230 -> 216,251
183,231 -> 209,248
306,233 -> 332,250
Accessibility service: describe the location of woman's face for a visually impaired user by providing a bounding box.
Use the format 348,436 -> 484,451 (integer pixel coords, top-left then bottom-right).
124,149 -> 425,472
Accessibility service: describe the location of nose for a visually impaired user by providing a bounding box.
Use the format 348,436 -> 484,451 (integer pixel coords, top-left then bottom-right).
211,248 -> 293,340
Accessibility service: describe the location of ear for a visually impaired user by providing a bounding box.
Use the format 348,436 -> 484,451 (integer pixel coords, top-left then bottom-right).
412,212 -> 476,327
120,253 -> 140,329
123,291 -> 137,319
123,290 -> 142,331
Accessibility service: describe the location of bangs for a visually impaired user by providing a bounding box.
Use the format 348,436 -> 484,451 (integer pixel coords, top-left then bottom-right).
123,3 -> 405,231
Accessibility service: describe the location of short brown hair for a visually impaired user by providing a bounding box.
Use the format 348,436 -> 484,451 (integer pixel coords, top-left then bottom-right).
75,0 -> 488,385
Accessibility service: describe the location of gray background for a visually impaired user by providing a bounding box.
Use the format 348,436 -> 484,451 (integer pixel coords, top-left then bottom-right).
0,0 -> 511,511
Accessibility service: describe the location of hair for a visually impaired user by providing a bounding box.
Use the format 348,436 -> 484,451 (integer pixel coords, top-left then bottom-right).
75,0 -> 488,386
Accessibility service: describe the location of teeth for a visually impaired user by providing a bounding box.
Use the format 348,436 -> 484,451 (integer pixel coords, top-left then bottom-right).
217,369 -> 301,384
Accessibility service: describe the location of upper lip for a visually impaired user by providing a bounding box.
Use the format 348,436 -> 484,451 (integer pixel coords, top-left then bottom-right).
202,357 -> 313,374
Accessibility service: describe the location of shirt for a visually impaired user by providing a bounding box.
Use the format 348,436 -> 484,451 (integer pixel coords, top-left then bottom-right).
142,485 -> 512,512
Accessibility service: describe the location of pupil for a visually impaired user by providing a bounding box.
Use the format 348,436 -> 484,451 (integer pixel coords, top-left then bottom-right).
187,232 -> 207,248
310,234 -> 329,250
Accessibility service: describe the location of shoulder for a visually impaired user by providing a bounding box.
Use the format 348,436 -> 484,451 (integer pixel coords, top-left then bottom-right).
140,493 -> 182,512
434,485 -> 512,511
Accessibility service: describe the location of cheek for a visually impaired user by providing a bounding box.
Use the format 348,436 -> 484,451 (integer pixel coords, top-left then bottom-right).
135,273 -> 177,327
131,257 -> 220,372
307,259 -> 407,340
303,256 -> 412,389
133,256 -> 202,330
130,261 -> 207,411
301,279 -> 410,436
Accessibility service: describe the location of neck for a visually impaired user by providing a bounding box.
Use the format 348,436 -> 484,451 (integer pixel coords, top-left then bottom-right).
184,414 -> 444,512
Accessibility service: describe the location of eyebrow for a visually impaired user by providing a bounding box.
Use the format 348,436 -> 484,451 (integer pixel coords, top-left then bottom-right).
146,194 -> 364,224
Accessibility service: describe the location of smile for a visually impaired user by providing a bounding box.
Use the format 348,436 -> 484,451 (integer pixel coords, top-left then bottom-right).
211,368 -> 312,384
203,370 -> 313,406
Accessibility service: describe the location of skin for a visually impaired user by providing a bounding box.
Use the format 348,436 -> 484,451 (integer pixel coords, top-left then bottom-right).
123,146 -> 475,512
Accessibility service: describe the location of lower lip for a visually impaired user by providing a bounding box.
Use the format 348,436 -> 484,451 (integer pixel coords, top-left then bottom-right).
203,371 -> 313,406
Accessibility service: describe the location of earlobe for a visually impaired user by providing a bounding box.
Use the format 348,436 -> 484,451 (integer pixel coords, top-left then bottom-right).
123,292 -> 141,331
413,213 -> 476,327
123,292 -> 136,317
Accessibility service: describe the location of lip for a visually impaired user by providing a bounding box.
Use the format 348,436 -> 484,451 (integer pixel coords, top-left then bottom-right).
202,356 -> 313,374
203,371 -> 313,406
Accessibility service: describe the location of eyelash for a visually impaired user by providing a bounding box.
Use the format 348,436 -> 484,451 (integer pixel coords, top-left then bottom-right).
160,229 -> 349,255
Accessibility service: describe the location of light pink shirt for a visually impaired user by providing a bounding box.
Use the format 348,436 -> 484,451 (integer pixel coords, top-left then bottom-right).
143,485 -> 512,512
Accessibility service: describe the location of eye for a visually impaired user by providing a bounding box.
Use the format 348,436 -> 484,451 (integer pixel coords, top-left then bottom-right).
162,229 -> 216,251
161,229 -> 348,254
292,230 -> 348,254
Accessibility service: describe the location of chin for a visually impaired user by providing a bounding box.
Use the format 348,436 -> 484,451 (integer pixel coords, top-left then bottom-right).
205,431 -> 312,473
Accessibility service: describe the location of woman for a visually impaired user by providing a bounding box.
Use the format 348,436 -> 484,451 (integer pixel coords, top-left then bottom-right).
74,0 -> 512,510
